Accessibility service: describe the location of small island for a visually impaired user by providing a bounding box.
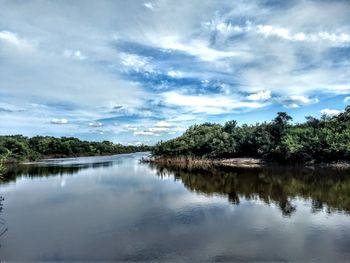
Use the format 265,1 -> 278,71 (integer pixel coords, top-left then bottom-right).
146,105 -> 350,168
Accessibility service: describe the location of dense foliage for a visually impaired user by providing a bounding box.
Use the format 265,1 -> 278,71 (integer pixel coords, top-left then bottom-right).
0,135 -> 152,162
154,106 -> 350,163
0,157 -> 5,176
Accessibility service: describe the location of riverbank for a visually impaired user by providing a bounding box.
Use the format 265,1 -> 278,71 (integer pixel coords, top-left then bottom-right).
142,156 -> 350,169
3,151 -> 151,165
142,156 -> 267,168
2,153 -> 111,164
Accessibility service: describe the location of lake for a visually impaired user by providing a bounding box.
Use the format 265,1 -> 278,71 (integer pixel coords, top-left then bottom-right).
0,153 -> 349,261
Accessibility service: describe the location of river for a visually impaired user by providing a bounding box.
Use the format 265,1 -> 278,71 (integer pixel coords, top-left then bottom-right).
0,153 -> 349,261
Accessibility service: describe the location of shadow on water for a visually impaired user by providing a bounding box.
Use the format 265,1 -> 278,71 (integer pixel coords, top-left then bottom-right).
150,163 -> 350,216
0,157 -> 118,185
0,196 -> 8,247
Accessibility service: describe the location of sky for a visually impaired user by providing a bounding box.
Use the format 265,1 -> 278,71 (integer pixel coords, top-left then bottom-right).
0,0 -> 349,145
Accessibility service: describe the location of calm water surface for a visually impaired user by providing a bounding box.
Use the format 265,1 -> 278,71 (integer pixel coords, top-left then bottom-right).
0,153 -> 349,261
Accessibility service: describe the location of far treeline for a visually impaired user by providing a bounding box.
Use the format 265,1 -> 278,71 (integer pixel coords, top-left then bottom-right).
0,135 -> 152,162
153,105 -> 350,164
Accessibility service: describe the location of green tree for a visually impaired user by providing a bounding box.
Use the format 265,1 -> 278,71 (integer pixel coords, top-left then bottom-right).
0,150 -> 11,177
152,105 -> 350,164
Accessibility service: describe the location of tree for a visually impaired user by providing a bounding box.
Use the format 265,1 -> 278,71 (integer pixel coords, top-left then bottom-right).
305,116 -> 320,129
270,112 -> 293,144
152,105 -> 350,163
0,135 -> 153,164
224,120 -> 237,133
0,150 -> 11,177
274,112 -> 293,126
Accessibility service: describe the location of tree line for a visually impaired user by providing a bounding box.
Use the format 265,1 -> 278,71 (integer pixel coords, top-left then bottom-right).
153,105 -> 350,163
0,135 -> 152,163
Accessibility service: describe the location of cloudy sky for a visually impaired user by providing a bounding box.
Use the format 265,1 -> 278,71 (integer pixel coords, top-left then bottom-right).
0,0 -> 349,144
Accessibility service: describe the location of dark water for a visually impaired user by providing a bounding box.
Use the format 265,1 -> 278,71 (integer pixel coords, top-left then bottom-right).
0,153 -> 350,261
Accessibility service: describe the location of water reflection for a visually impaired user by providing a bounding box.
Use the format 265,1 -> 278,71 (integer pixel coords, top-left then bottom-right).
0,155 -> 120,184
0,196 -> 8,244
151,163 -> 350,216
0,154 -> 349,261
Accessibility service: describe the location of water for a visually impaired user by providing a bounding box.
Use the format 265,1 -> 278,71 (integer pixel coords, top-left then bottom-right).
0,153 -> 349,261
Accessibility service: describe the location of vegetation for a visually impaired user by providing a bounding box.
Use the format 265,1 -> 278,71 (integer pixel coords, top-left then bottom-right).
0,135 -> 152,163
153,105 -> 350,164
0,150 -> 10,177
0,157 -> 5,177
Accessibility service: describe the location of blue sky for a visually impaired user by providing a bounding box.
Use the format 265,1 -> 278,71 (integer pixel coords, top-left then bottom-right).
0,0 -> 349,145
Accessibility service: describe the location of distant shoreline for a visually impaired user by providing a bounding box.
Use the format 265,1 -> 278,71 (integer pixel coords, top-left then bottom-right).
28,152 -> 149,163
5,151 -> 150,165
142,156 -> 350,169
0,135 -> 153,166
143,156 -> 265,168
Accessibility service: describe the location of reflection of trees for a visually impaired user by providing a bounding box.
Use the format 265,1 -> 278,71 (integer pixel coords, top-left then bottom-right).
0,196 -> 8,243
0,165 -> 82,184
0,160 -> 115,184
0,197 -> 3,214
151,163 -> 350,216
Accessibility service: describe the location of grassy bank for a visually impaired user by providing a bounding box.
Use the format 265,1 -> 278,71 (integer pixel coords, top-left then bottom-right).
142,156 -> 265,168
142,156 -> 350,169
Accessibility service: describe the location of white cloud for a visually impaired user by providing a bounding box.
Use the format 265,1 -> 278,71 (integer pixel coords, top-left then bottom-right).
50,118 -> 69,124
143,2 -> 154,10
168,114 -> 197,122
247,90 -> 271,101
281,95 -> 319,108
216,23 -> 231,34
294,32 -> 306,41
1,0 -> 350,141
134,131 -> 155,136
1,44 -> 146,110
159,37 -> 251,62
148,121 -> 175,132
127,121 -> 180,137
0,30 -> 35,51
257,25 -> 291,40
216,23 -> 241,35
320,108 -> 341,116
167,70 -> 182,78
125,124 -> 138,131
256,24 -> 350,45
89,122 -> 103,127
205,21 -> 350,46
317,32 -> 350,44
204,20 -> 251,35
289,95 -> 318,104
120,53 -> 153,72
63,49 -> 87,60
148,127 -> 168,132
154,121 -> 172,128
120,53 -> 146,67
163,91 -> 266,114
